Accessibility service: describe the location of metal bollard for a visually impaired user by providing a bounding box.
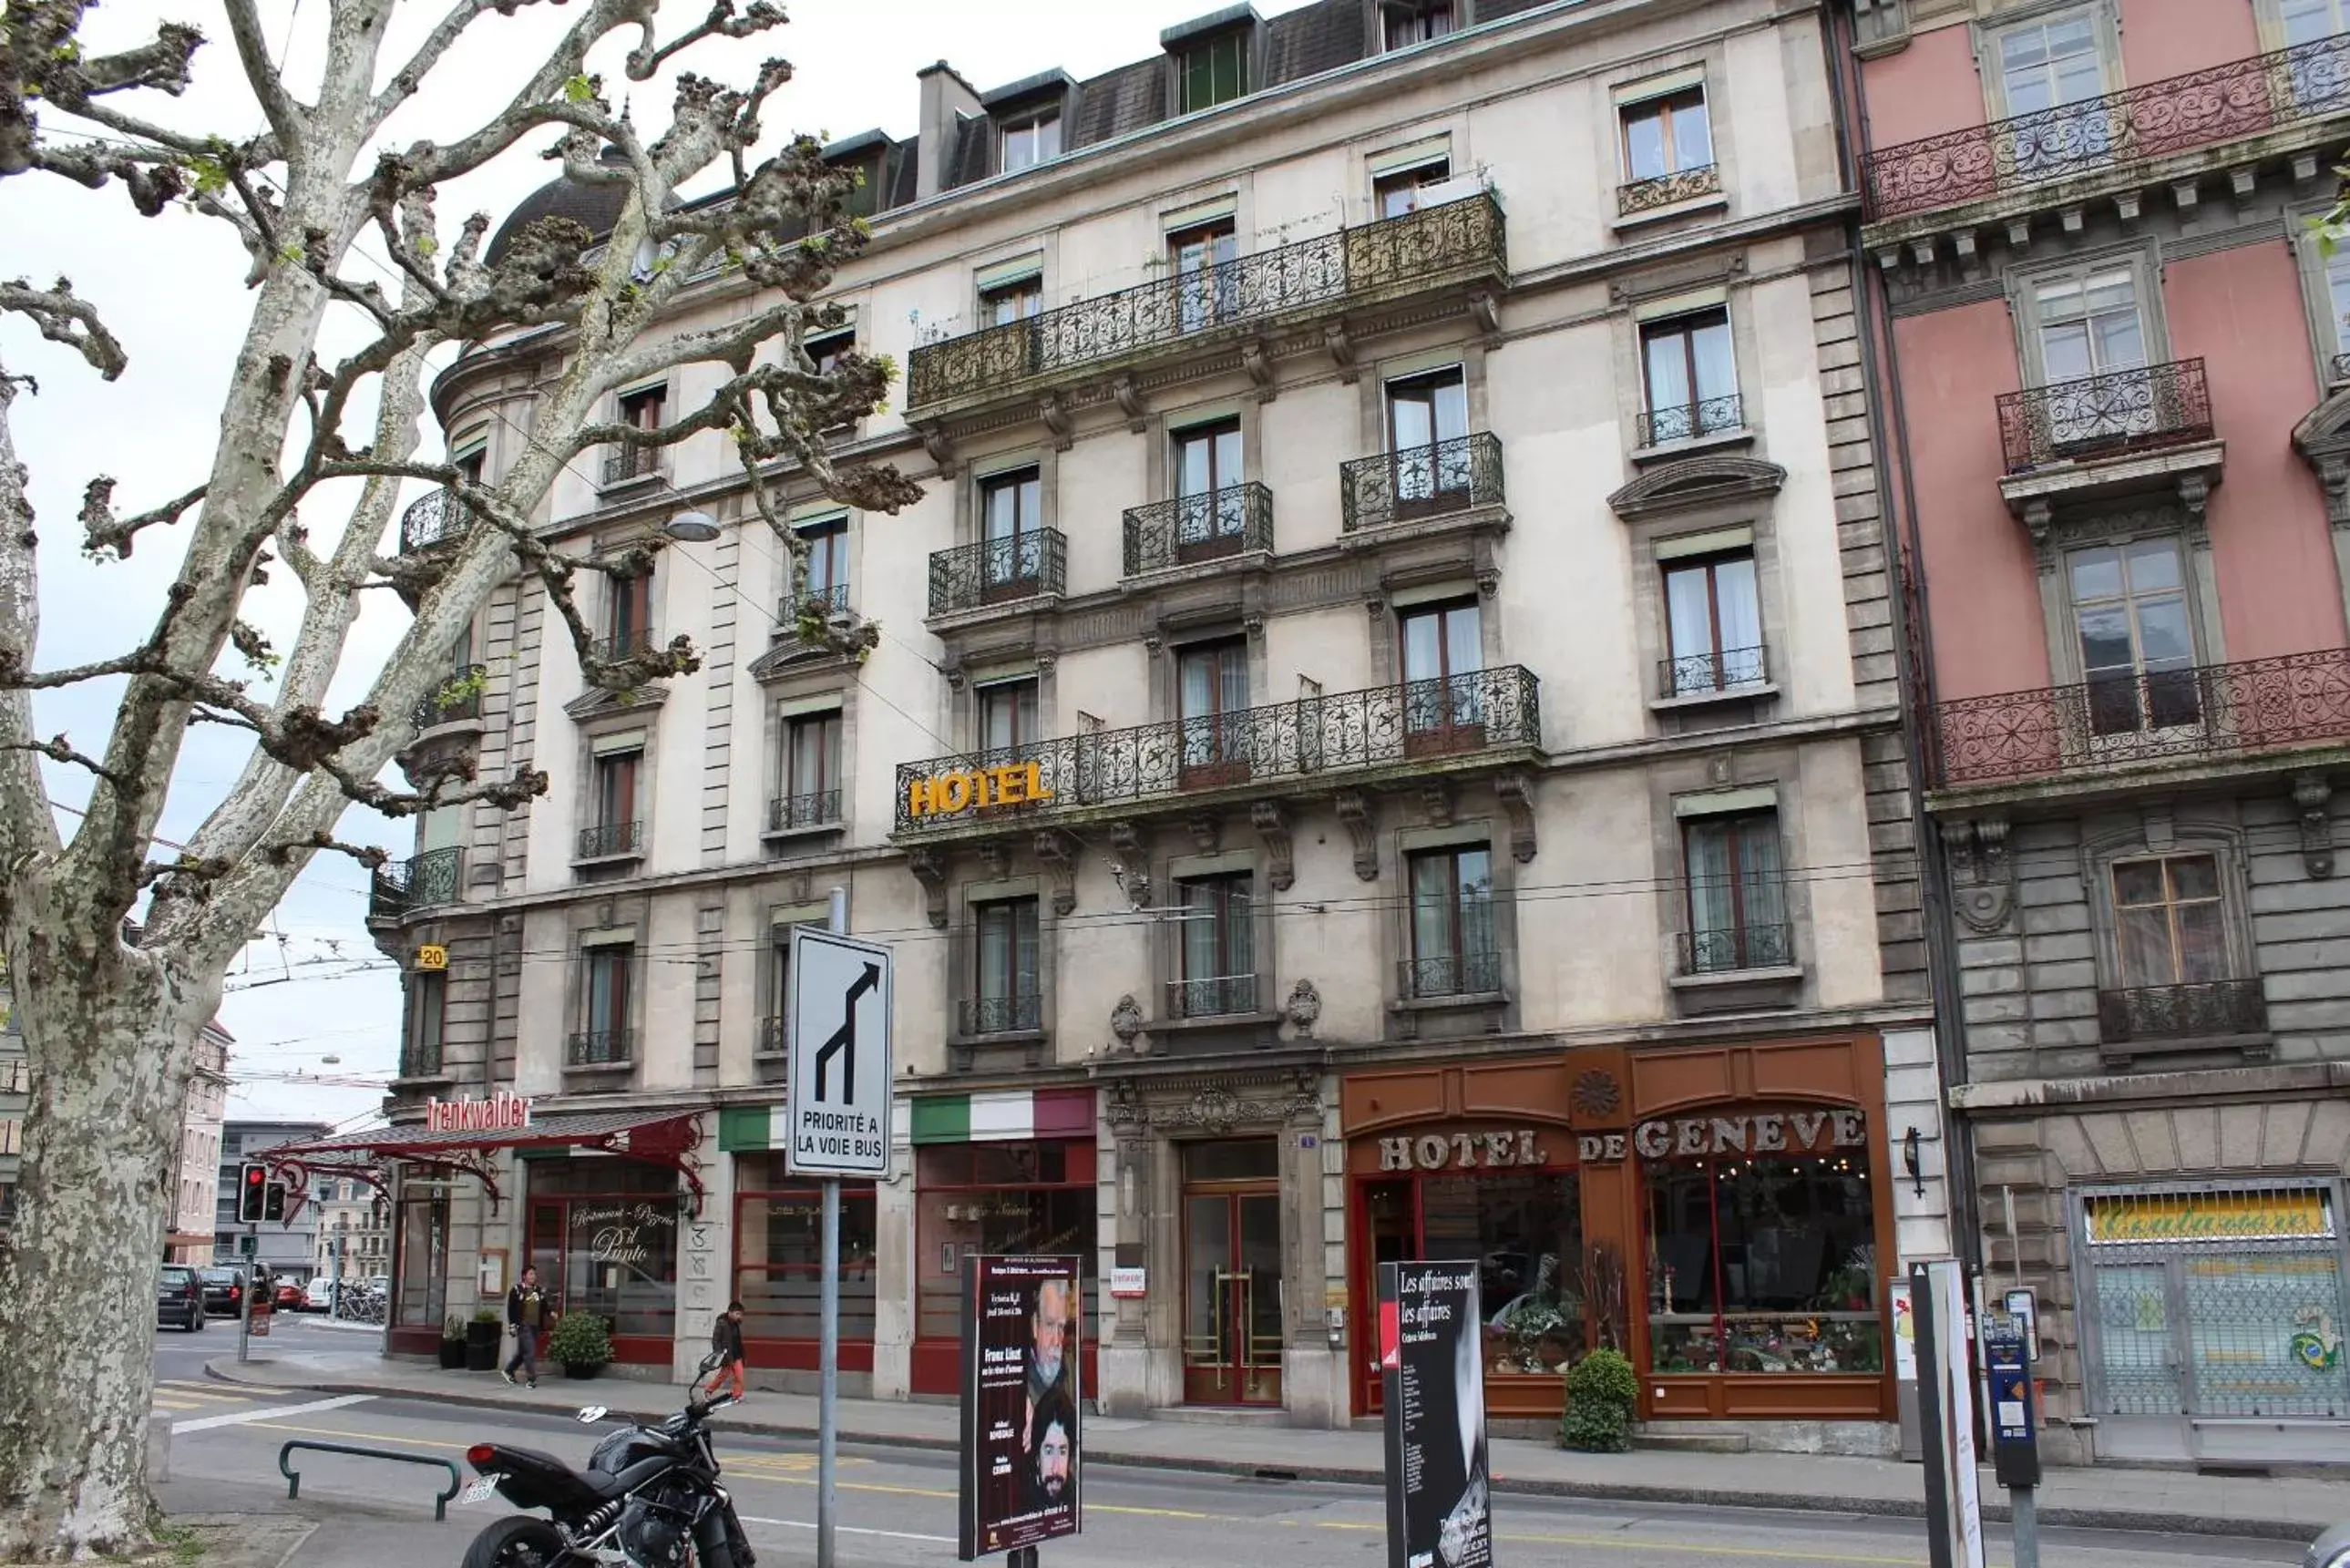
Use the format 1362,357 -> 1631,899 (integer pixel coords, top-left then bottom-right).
145,1411 -> 172,1485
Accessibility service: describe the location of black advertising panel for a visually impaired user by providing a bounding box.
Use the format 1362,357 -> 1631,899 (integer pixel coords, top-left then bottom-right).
1380,1259 -> 1493,1568
958,1254 -> 1083,1561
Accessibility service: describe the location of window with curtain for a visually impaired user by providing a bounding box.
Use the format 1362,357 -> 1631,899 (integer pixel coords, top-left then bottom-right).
1682,811 -> 1790,973
1175,874 -> 1256,1017
972,898 -> 1042,1034
979,678 -> 1039,757
2326,247 -> 2350,369
1384,0 -> 1455,49
1996,10 -> 2111,174
1663,551 -> 1764,694
593,751 -> 640,834
579,944 -> 633,1061
1640,310 -> 1738,442
611,385 -> 664,482
791,517 -> 849,616
1173,419 -> 1247,555
1406,845 -> 1497,997
916,1143 -> 1097,1348
779,712 -> 842,828
1169,219 -> 1239,333
1374,159 -> 1450,219
1181,29 -> 1247,113
1619,87 -> 1712,182
981,275 -> 1042,325
1177,639 -> 1251,783
1644,1153 -> 1880,1376
1399,600 -> 1483,746
603,568 -> 652,656
1384,367 -> 1471,513
2068,539 -> 2199,736
980,467 -> 1044,593
2033,270 -> 2150,455
2285,0 -> 2350,107
2112,855 -> 2229,989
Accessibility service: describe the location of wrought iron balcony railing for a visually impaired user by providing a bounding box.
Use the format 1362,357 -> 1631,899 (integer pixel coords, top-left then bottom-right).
1996,358 -> 2211,474
1166,975 -> 1259,1020
2098,979 -> 2267,1047
1932,650 -> 2350,786
399,488 -> 462,553
1400,945 -> 1502,1000
398,1032 -> 444,1080
958,994 -> 1043,1036
757,1015 -> 790,1057
1617,163 -> 1721,217
1339,433 -> 1504,532
2334,351 -> 2350,384
601,445 -> 662,486
1124,483 -> 1274,577
928,530 -> 1067,616
1637,394 -> 1745,447
895,666 -> 1541,834
1662,644 -> 1770,699
575,820 -> 644,860
412,663 -> 487,732
1862,32 -> 2350,222
368,847 -> 463,924
1679,922 -> 1797,976
566,1029 -> 636,1067
782,583 -> 851,622
906,193 -> 1506,412
767,789 -> 843,832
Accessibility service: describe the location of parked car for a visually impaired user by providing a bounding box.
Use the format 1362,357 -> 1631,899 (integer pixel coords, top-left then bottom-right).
303,1276 -> 340,1312
156,1265 -> 205,1333
273,1279 -> 307,1312
199,1266 -> 246,1317
2307,1521 -> 2350,1568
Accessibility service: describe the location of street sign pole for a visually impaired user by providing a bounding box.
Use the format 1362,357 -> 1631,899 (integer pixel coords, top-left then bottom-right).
819,884 -> 847,1568
238,1222 -> 255,1364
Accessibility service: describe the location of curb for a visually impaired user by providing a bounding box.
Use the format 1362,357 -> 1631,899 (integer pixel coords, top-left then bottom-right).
199,1365 -> 2324,1546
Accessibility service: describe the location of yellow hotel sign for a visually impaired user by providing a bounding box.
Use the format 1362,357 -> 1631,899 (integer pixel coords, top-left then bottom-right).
905,761 -> 1054,819
2088,1190 -> 2333,1245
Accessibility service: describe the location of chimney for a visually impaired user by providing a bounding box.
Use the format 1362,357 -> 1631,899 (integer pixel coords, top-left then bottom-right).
916,60 -> 983,201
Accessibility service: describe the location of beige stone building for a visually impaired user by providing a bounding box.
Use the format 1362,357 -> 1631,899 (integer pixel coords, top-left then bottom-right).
323,0 -> 1944,1448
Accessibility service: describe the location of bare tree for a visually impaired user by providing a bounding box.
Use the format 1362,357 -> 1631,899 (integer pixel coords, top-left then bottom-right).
0,1 -> 916,1555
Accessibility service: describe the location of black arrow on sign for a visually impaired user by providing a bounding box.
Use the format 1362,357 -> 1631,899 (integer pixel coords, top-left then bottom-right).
813,961 -> 881,1103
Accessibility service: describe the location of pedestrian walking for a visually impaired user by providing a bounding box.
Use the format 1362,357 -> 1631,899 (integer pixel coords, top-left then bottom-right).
702,1299 -> 747,1402
503,1266 -> 547,1389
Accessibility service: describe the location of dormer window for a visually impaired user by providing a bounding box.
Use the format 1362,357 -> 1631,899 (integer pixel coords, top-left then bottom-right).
1180,28 -> 1248,113
1383,0 -> 1456,50
1001,111 -> 1062,173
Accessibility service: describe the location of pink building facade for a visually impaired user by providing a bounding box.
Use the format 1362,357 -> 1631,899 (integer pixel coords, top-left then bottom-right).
1844,0 -> 2350,1467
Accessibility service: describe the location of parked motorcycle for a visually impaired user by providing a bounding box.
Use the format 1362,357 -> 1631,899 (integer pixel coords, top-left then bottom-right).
458,1350 -> 757,1568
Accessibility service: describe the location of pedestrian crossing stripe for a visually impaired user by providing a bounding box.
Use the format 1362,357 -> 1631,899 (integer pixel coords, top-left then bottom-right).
153,1382 -> 251,1404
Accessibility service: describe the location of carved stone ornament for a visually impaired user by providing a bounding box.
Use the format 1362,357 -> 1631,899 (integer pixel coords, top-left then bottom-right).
1420,782 -> 1454,829
977,839 -> 1011,880
1251,800 -> 1294,891
1109,994 -> 1146,1051
1187,814 -> 1221,855
907,847 -> 950,929
1110,819 -> 1152,909
1039,393 -> 1073,450
1034,828 -> 1079,917
1570,1070 -> 1621,1121
1241,339 -> 1275,400
1334,787 -> 1379,881
1113,374 -> 1148,433
1942,815 -> 2016,935
1493,770 -> 1537,864
918,425 -> 958,478
1324,320 -> 1358,382
1606,456 -> 1786,519
1283,978 -> 1323,1039
1103,1070 -> 1320,1132
1470,289 -> 1503,343
2294,772 -> 2335,878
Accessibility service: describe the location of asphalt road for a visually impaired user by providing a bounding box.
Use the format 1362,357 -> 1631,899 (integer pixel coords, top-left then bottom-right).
153,1318 -> 2307,1568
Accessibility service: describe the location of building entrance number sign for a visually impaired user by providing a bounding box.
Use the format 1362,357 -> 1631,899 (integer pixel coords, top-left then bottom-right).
785,926 -> 894,1179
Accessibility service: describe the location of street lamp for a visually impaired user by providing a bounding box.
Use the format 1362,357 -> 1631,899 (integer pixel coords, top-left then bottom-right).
663,509 -> 721,543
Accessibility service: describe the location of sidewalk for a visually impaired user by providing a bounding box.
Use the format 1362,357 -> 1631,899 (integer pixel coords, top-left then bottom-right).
208,1348 -> 2348,1544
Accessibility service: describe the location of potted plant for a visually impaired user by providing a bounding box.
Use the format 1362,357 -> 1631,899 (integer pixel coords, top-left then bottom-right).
1560,1348 -> 1637,1454
464,1307 -> 503,1372
547,1310 -> 613,1380
438,1316 -> 467,1370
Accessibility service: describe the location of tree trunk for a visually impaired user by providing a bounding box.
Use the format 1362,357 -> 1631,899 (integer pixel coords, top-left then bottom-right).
0,918 -> 204,1563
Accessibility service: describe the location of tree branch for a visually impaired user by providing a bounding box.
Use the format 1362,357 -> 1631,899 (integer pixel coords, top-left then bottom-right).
5,732 -> 123,787
78,477 -> 204,559
0,276 -> 127,379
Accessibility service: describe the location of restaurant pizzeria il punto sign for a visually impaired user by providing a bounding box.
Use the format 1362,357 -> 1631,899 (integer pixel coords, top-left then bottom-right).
905,762 -> 1054,819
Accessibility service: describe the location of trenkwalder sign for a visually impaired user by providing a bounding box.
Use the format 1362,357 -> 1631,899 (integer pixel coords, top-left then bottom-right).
424,1091 -> 533,1134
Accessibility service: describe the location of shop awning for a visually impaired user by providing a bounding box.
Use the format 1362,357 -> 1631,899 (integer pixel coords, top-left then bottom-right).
251,1109 -> 704,1215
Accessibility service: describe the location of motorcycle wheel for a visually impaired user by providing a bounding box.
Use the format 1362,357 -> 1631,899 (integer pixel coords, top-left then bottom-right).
460,1515 -> 571,1568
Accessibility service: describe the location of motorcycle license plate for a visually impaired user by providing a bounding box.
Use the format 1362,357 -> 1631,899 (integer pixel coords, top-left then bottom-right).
459,1474 -> 502,1505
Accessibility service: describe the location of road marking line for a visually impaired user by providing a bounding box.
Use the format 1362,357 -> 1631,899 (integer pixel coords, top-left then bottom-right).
738,1514 -> 954,1545
155,1384 -> 250,1403
1304,1521 -> 1934,1568
150,1399 -> 205,1412
247,1420 -> 462,1451
173,1394 -> 374,1435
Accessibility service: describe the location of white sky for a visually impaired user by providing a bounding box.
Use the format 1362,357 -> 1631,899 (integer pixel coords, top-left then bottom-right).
0,0 -> 1319,1131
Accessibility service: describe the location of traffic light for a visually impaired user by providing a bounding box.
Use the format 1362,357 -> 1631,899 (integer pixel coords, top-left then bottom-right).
238,1162 -> 269,1224
262,1182 -> 286,1224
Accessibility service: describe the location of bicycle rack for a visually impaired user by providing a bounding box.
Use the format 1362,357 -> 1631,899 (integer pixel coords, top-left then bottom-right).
277,1440 -> 462,1522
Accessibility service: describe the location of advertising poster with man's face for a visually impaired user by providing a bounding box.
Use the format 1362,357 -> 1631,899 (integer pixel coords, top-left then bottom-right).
958,1254 -> 1083,1561
1379,1259 -> 1492,1568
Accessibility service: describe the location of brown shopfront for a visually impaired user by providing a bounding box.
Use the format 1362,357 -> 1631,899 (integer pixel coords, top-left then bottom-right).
1342,1035 -> 1895,1427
